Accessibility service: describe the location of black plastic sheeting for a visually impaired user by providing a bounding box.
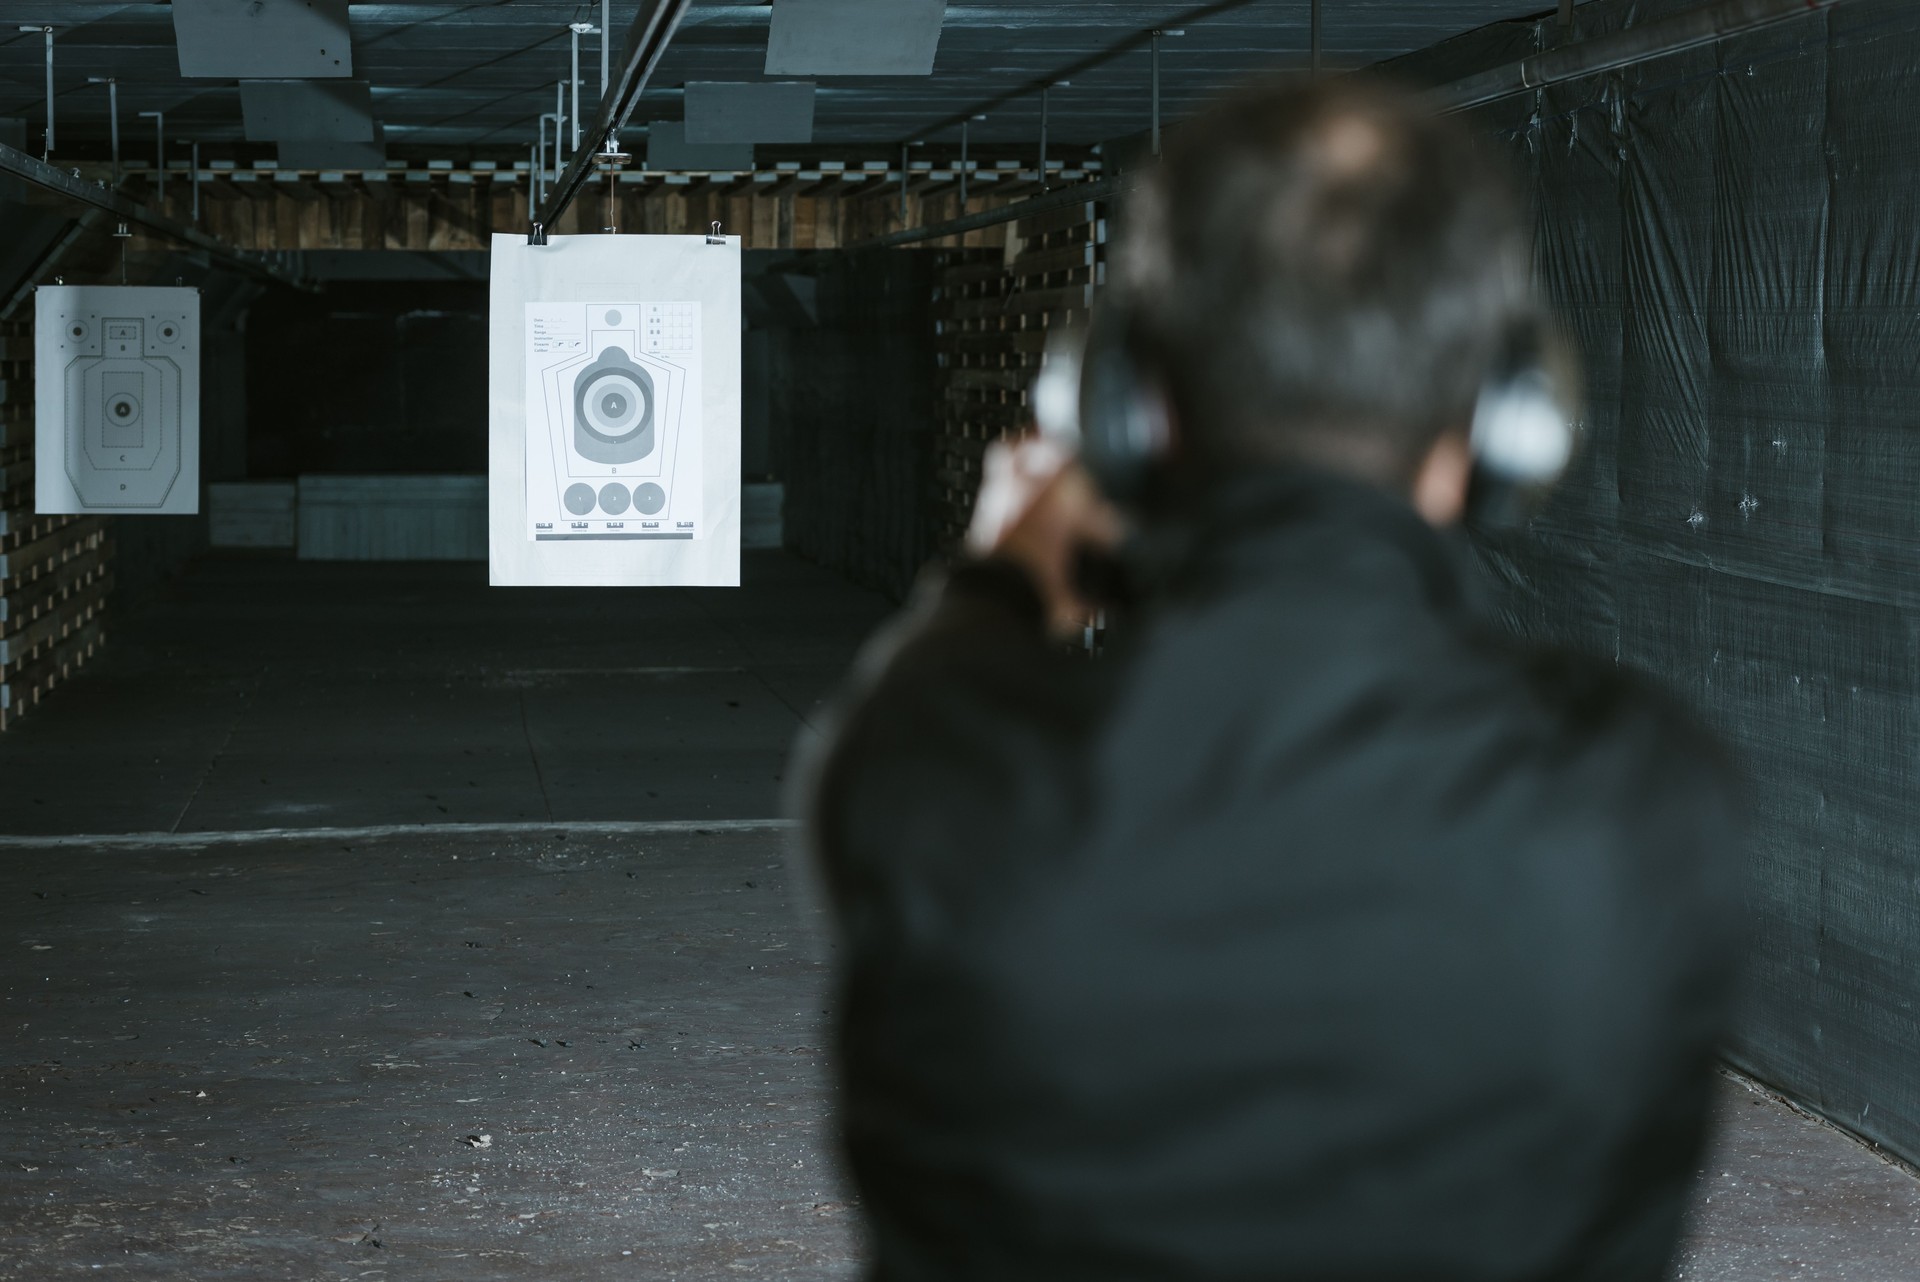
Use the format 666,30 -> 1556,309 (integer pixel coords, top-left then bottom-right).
764,249 -> 939,600
1389,0 -> 1920,1162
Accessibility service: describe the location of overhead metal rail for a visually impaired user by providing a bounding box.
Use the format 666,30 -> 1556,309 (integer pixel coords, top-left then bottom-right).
530,0 -> 692,242
0,141 -> 304,288
858,176 -> 1123,250
904,0 -> 1260,147
1430,0 -> 1847,112
863,0 -> 1852,250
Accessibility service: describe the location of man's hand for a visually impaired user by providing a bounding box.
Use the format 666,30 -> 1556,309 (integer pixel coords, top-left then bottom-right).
966,438 -> 1125,637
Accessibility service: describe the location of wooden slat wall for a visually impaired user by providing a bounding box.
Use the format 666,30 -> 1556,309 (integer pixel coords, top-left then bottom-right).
0,318 -> 112,732
125,176 -> 1029,254
929,200 -> 1107,553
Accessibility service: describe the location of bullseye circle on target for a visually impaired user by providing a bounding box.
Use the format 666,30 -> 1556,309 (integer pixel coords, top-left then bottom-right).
571,346 -> 656,465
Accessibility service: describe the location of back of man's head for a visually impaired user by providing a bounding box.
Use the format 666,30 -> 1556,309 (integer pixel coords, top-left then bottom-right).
1114,76 -> 1535,486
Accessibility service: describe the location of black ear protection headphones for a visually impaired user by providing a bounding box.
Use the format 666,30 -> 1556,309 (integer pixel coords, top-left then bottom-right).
1461,318 -> 1582,528
1033,299 -> 1580,529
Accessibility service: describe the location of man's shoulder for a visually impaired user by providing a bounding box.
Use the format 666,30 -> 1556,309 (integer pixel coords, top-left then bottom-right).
1117,576 -> 1736,818
1483,633 -> 1733,781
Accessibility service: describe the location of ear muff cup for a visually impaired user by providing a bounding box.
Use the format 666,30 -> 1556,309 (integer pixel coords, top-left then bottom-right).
1464,320 -> 1581,529
1066,302 -> 1579,524
1076,304 -> 1173,505
1470,321 -> 1579,485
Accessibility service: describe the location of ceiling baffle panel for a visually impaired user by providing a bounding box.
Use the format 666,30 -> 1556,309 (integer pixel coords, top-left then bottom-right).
173,0 -> 354,79
764,0 -> 948,76
0,2 -> 1553,150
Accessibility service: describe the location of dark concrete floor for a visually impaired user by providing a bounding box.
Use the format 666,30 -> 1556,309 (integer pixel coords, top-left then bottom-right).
0,554 -> 890,836
1678,1074 -> 1920,1281
5,554 -> 1919,1278
1,824 -> 856,1280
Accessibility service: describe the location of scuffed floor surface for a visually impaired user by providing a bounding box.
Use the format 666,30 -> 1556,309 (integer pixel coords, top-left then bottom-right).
5,560 -> 1919,1278
8,823 -> 1920,1278
0,825 -> 858,1281
1675,1073 -> 1920,1281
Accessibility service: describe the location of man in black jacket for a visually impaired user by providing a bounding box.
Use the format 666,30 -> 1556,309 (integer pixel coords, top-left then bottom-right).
803,77 -> 1740,1281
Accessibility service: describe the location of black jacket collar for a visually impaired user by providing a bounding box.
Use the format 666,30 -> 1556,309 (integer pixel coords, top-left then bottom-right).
1128,464 -> 1471,618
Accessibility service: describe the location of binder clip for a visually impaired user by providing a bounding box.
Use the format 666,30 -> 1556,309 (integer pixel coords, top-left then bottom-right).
706,221 -> 726,245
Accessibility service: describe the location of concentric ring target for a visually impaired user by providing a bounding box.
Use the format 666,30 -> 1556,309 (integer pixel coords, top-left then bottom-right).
570,345 -> 657,466
580,369 -> 650,440
106,392 -> 142,428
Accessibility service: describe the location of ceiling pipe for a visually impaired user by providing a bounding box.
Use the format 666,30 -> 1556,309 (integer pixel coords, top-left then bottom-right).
569,21 -> 598,153
1038,85 -> 1049,187
137,109 -> 163,207
538,112 -> 557,204
86,76 -> 118,183
960,114 -> 984,206
531,0 -> 693,242
1150,31 -> 1160,153
1149,29 -> 1183,156
18,26 -> 53,159
1036,81 -> 1070,190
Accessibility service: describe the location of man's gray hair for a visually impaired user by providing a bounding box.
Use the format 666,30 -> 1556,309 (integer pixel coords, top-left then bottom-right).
1113,76 -> 1536,482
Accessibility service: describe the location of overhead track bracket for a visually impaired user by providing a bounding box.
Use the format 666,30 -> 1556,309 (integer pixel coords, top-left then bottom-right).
0,141 -> 306,289
531,0 -> 694,239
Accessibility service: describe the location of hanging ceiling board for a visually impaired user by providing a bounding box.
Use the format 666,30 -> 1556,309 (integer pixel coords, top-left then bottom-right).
684,82 -> 816,145
173,0 -> 353,79
645,122 -> 755,172
240,80 -> 375,142
278,125 -> 387,169
765,0 -> 946,76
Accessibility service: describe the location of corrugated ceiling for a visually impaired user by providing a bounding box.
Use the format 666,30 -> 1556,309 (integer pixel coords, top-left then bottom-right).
0,2 -> 1556,156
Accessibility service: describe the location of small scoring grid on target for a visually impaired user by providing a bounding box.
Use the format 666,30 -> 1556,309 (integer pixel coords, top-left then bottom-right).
643,303 -> 695,353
